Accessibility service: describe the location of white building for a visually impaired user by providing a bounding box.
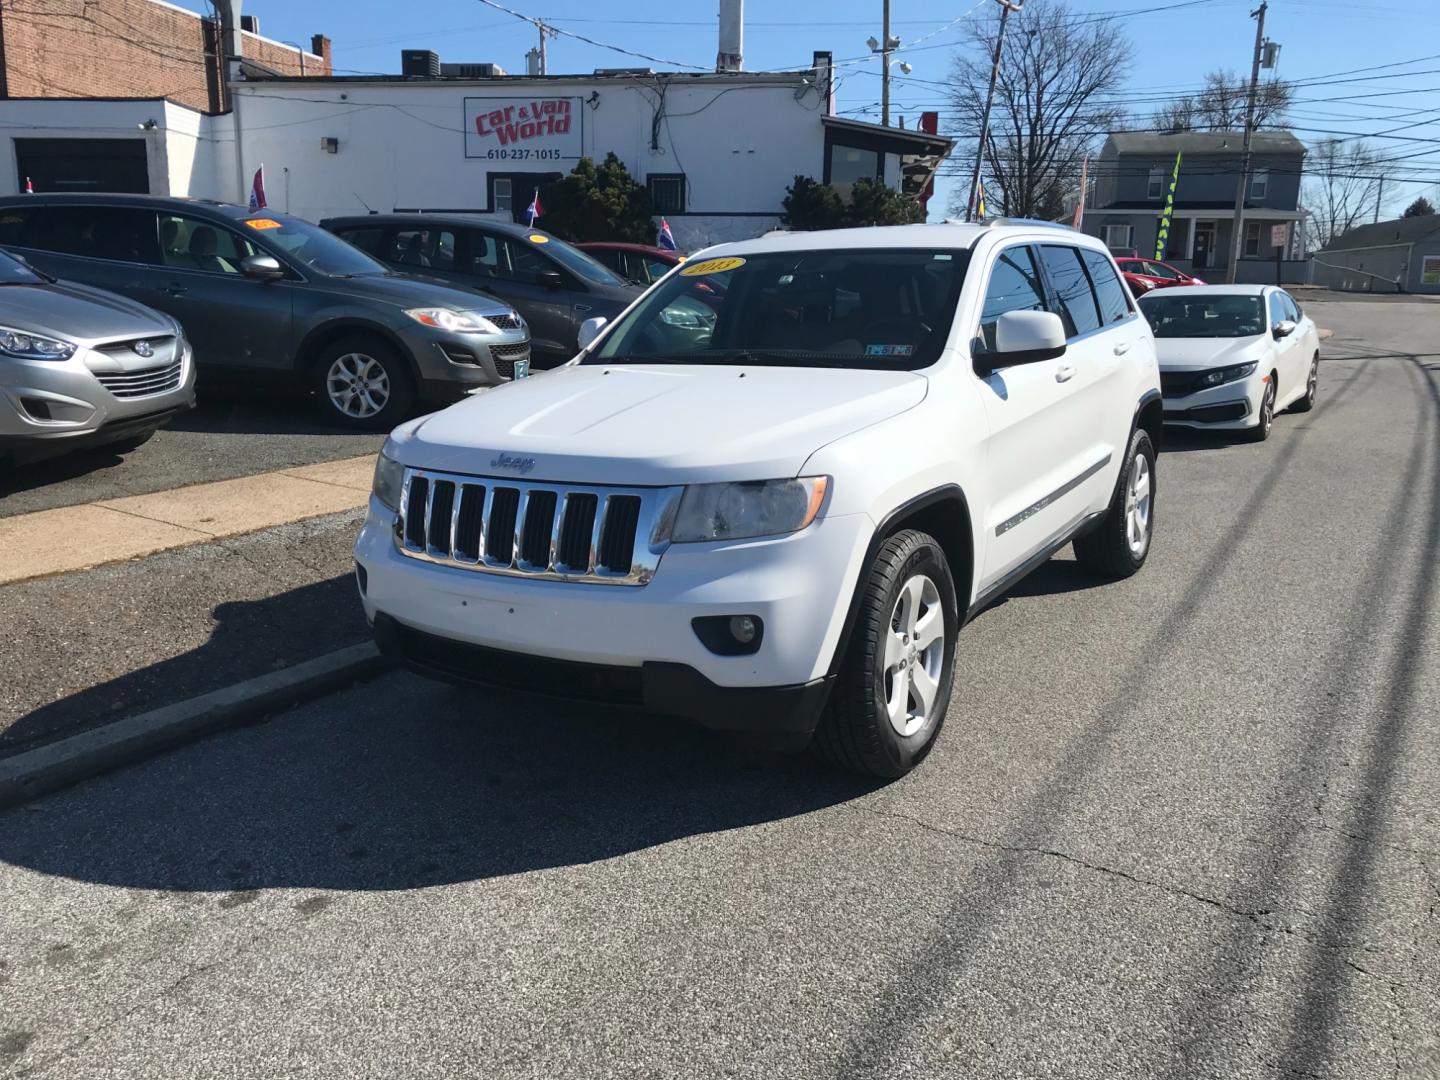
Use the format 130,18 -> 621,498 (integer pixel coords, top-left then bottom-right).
0,4 -> 951,249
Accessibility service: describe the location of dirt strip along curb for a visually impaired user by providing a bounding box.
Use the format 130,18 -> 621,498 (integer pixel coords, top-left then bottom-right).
0,643 -> 391,810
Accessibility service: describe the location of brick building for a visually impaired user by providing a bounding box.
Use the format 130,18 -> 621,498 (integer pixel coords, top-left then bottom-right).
0,0 -> 327,194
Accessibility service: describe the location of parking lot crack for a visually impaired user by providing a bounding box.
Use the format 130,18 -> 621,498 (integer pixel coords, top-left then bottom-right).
861,806 -> 1273,923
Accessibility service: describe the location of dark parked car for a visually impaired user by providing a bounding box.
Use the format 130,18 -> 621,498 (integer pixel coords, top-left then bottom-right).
1115,256 -> 1205,296
321,215 -> 642,368
0,194 -> 531,430
575,242 -> 683,286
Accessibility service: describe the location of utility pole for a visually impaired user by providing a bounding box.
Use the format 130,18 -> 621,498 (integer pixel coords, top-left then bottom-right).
1374,175 -> 1385,222
881,0 -> 892,126
539,21 -> 548,76
966,0 -> 1022,222
1225,0 -> 1267,283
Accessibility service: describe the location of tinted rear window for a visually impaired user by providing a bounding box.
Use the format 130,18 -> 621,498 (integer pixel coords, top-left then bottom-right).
1038,244 -> 1102,338
1080,250 -> 1132,326
27,206 -> 160,264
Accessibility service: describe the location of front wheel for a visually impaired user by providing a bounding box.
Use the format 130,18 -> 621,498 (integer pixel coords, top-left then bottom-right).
813,529 -> 958,779
1244,378 -> 1276,442
1074,427 -> 1156,579
1291,357 -> 1318,413
312,335 -> 416,432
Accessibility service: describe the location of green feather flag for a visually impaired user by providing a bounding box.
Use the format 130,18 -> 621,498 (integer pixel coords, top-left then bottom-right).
1155,151 -> 1182,260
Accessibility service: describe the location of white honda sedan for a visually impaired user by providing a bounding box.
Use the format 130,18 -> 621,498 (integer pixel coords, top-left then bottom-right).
1139,284 -> 1320,442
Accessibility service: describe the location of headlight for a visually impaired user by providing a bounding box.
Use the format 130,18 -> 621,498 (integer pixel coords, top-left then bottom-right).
403,308 -> 498,334
372,445 -> 405,511
1198,360 -> 1258,388
0,325 -> 76,361
669,477 -> 828,543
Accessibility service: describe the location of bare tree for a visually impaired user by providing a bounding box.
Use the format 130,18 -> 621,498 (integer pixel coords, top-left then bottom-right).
1148,70 -> 1292,133
1402,196 -> 1435,218
946,0 -> 1129,219
1304,139 -> 1385,248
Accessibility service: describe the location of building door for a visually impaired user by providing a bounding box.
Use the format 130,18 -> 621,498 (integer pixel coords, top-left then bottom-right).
13,138 -> 150,194
1193,221 -> 1216,270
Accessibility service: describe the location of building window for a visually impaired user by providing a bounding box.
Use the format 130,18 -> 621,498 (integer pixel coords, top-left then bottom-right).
1244,221 -> 1262,257
1250,169 -> 1269,200
647,174 -> 687,215
829,144 -> 881,190
1147,167 -> 1165,199
1103,224 -> 1134,250
491,177 -> 513,215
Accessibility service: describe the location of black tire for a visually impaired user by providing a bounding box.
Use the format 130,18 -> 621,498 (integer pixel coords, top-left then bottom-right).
312,335 -> 416,432
1244,378 -> 1277,442
813,529 -> 959,779
1291,356 -> 1318,413
107,428 -> 157,454
1073,426 -> 1156,580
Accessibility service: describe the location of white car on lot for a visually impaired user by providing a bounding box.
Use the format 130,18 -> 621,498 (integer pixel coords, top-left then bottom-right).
356,221 -> 1163,777
1139,284 -> 1320,442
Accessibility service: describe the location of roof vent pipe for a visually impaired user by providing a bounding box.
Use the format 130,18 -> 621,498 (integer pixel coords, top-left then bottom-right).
717,0 -> 743,72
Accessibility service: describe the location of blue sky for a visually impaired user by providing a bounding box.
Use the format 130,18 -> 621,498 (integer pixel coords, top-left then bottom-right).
191,0 -> 1440,218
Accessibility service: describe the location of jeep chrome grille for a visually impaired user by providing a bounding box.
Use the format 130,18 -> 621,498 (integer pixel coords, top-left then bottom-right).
396,468 -> 681,586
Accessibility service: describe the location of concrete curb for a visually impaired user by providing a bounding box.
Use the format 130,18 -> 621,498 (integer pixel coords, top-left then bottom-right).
0,643 -> 390,810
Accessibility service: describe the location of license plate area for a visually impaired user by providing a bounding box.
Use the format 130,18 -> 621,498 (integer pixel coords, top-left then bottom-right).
514,358 -> 531,379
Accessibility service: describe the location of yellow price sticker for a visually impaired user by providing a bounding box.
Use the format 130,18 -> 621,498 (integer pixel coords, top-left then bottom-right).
680,256 -> 745,277
246,218 -> 283,230
528,233 -> 549,244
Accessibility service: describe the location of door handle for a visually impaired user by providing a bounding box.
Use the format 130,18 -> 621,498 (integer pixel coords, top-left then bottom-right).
1054,364 -> 1075,383
573,304 -> 592,314
165,283 -> 188,297
1113,342 -> 1130,356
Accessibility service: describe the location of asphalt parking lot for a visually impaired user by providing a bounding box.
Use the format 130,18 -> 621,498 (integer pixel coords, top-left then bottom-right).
1,298 -> 1437,1079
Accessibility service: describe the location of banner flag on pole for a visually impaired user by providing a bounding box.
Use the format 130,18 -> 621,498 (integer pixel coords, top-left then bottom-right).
976,178 -> 987,221
1154,151 -> 1181,260
657,217 -> 677,251
526,189 -> 544,226
1072,157 -> 1089,229
249,165 -> 267,210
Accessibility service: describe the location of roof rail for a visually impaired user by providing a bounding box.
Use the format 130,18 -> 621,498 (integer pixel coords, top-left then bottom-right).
986,217 -> 1075,231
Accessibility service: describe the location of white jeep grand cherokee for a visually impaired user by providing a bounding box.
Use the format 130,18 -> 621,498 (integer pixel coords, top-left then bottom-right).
356,221 -> 1162,778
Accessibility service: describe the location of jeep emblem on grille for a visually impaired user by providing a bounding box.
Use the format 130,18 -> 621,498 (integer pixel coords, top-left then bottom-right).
491,452 -> 536,474
132,340 -> 154,358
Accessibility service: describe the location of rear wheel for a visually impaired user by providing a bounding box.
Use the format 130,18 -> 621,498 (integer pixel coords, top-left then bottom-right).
1291,356 -> 1318,413
312,335 -> 416,431
813,530 -> 958,779
1074,427 -> 1156,579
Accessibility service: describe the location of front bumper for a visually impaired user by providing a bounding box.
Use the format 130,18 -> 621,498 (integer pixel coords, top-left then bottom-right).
400,324 -> 531,398
354,495 -> 874,724
1161,372 -> 1265,430
0,339 -> 196,455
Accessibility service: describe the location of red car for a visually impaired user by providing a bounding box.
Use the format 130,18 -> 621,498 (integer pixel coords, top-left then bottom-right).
1114,257 -> 1205,295
575,242 -> 683,286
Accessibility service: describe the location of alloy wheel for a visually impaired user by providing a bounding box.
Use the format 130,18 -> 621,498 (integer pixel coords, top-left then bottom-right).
1125,450 -> 1153,558
882,574 -> 946,738
326,353 -> 391,419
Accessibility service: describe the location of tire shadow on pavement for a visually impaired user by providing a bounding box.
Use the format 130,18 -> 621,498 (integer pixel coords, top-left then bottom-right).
0,669 -> 878,892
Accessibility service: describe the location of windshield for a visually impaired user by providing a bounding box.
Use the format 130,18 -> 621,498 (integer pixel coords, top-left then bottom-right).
1140,294 -> 1265,338
0,247 -> 42,283
587,248 -> 966,369
537,234 -> 627,286
240,213 -> 388,277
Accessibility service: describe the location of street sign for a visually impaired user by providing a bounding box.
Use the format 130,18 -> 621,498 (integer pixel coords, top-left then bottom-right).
1271,224 -> 1288,249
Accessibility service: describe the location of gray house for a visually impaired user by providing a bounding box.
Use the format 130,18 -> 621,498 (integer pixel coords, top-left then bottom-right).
1313,215 -> 1440,294
1082,131 -> 1306,282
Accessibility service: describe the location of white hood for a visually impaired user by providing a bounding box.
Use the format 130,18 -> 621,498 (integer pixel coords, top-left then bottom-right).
1155,336 -> 1265,371
391,363 -> 928,486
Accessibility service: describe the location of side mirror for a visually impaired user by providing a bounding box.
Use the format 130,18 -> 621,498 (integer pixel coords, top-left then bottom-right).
977,310 -> 1067,374
537,270 -> 564,290
577,316 -> 608,351
240,253 -> 285,281
1272,319 -> 1296,339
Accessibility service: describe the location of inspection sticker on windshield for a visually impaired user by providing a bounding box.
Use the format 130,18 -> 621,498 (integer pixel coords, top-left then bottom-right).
680,256 -> 746,277
865,344 -> 915,357
528,234 -> 549,244
245,218 -> 283,230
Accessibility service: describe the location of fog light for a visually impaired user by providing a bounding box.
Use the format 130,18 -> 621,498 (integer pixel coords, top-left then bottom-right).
692,614 -> 764,656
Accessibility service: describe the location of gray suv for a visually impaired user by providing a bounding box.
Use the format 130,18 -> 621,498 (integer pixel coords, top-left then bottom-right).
0,248 -> 195,464
321,215 -> 642,368
0,194 -> 532,430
